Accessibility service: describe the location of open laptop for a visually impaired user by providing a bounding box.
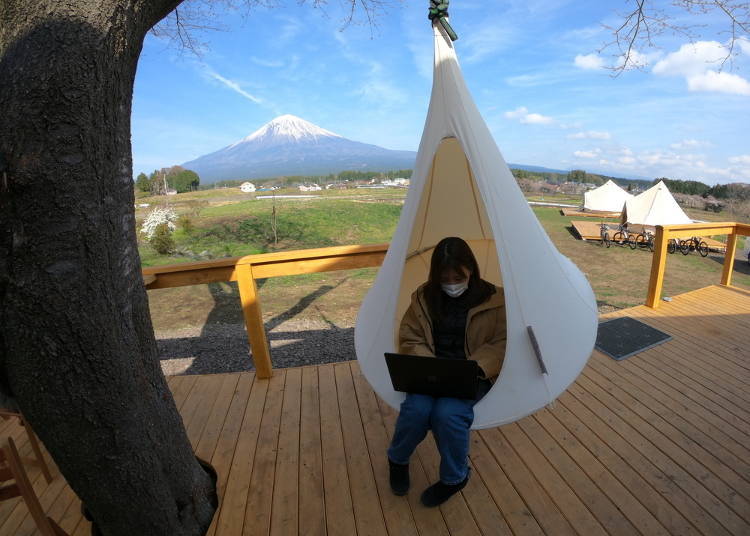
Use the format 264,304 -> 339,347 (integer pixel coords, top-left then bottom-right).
384,353 -> 479,400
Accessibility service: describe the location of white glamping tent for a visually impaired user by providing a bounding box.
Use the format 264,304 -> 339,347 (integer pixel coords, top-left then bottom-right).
583,180 -> 633,213
622,180 -> 692,226
354,22 -> 598,429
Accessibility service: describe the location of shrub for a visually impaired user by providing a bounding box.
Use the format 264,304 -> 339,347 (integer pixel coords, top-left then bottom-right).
177,215 -> 194,233
150,223 -> 175,255
140,207 -> 177,239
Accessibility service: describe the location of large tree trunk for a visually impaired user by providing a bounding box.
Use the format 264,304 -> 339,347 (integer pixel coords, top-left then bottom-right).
0,1 -> 216,534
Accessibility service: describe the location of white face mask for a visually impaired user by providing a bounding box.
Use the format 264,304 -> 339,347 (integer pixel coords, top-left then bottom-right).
442,281 -> 468,298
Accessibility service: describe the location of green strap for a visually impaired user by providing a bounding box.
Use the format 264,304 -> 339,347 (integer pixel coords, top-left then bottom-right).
428,0 -> 458,41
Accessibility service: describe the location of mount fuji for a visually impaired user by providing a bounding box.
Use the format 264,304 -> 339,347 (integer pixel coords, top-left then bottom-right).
182,115 -> 417,182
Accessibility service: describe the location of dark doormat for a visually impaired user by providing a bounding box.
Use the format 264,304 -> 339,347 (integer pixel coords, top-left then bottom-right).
595,317 -> 672,361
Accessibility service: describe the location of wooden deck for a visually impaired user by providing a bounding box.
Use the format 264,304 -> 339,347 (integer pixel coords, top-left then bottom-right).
561,209 -> 621,219
2,285 -> 749,535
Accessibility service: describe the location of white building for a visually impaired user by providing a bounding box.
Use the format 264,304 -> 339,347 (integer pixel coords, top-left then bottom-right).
299,184 -> 322,192
240,182 -> 256,193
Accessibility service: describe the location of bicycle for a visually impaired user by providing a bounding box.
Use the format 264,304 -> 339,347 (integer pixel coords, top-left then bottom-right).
612,224 -> 636,249
634,230 -> 655,252
679,235 -> 709,257
599,223 -> 611,248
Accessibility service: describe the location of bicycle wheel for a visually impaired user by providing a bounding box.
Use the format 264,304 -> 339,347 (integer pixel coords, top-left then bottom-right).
635,234 -> 647,249
698,241 -> 709,257
612,231 -> 624,245
647,237 -> 654,252
679,239 -> 691,255
604,232 -> 611,248
628,234 -> 638,250
667,240 -> 676,254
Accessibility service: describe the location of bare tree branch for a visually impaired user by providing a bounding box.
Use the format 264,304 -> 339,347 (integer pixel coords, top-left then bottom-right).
150,0 -> 393,55
600,0 -> 749,75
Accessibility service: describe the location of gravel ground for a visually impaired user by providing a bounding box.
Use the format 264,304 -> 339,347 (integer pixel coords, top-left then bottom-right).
157,303 -> 622,376
156,318 -> 356,376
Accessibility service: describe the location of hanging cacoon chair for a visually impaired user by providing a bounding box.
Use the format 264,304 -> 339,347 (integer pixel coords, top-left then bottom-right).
354,12 -> 598,429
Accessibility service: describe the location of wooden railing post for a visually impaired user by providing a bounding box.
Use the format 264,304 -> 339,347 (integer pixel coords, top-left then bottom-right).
721,228 -> 738,287
237,263 -> 273,379
646,225 -> 669,308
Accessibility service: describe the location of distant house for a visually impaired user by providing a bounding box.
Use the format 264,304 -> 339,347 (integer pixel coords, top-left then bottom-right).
299,184 -> 322,192
240,182 -> 256,193
381,178 -> 409,187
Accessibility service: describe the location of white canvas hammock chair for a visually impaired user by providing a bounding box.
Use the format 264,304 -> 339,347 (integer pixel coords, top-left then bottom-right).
354,16 -> 598,429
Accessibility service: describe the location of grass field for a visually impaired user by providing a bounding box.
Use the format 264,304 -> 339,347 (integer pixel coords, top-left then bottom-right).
144,187 -> 750,336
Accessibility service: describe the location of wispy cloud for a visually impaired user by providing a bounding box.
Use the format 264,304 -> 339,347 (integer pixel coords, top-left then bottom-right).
204,68 -> 263,104
653,40 -> 750,96
505,106 -> 555,125
461,22 -> 518,63
574,53 -> 604,70
251,56 -> 284,68
568,130 -> 611,140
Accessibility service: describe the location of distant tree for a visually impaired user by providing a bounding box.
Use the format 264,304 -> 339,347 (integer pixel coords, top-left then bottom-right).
169,169 -> 200,192
568,169 -> 587,183
135,171 -> 150,192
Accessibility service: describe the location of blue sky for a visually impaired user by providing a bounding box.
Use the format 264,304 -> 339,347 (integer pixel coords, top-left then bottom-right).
132,0 -> 750,185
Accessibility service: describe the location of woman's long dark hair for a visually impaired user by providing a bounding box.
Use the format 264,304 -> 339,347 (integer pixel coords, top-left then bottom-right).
423,237 -> 492,323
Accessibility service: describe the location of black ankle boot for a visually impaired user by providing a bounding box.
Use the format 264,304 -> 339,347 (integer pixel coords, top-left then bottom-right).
420,470 -> 470,507
389,459 -> 410,496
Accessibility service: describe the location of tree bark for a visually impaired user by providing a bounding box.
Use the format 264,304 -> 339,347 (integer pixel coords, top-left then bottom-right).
0,1 -> 216,534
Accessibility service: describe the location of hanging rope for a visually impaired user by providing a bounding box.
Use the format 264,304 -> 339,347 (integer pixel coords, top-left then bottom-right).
428,0 -> 458,41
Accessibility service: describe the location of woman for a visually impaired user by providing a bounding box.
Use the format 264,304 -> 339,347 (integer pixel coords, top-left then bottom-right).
387,236 -> 507,507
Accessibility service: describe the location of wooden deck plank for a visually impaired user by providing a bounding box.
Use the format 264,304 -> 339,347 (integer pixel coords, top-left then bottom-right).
334,363 -> 389,536
582,366 -> 750,504
0,462 -> 67,536
195,374 -> 242,461
552,394 -> 702,535
205,372 -> 255,536
11,473 -> 68,536
626,356 -> 750,442
532,408 -> 671,536
589,356 -> 750,486
318,364 -> 357,536
350,363 -> 419,536
169,374 -> 199,410
574,373 -> 750,530
244,372 -> 286,536
215,374 -> 269,535
415,432 -> 482,536
620,328 -> 750,425
612,304 -> 750,401
298,367 -> 327,536
562,387 -> 734,535
468,433 -> 543,536
0,434 -> 56,535
185,374 -> 233,450
514,415 -> 640,536
270,368 -> 302,536
478,427 -> 577,536
627,296 -> 749,370
498,422 -> 609,536
376,393 -> 452,536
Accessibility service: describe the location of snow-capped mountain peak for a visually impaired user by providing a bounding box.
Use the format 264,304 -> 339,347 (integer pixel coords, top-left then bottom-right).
182,114 -> 416,182
235,114 -> 342,146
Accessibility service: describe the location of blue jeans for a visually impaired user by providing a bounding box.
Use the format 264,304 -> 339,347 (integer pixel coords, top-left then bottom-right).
387,394 -> 475,485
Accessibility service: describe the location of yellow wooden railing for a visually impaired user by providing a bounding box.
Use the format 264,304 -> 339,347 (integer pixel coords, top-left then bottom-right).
142,244 -> 388,378
646,222 -> 750,308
